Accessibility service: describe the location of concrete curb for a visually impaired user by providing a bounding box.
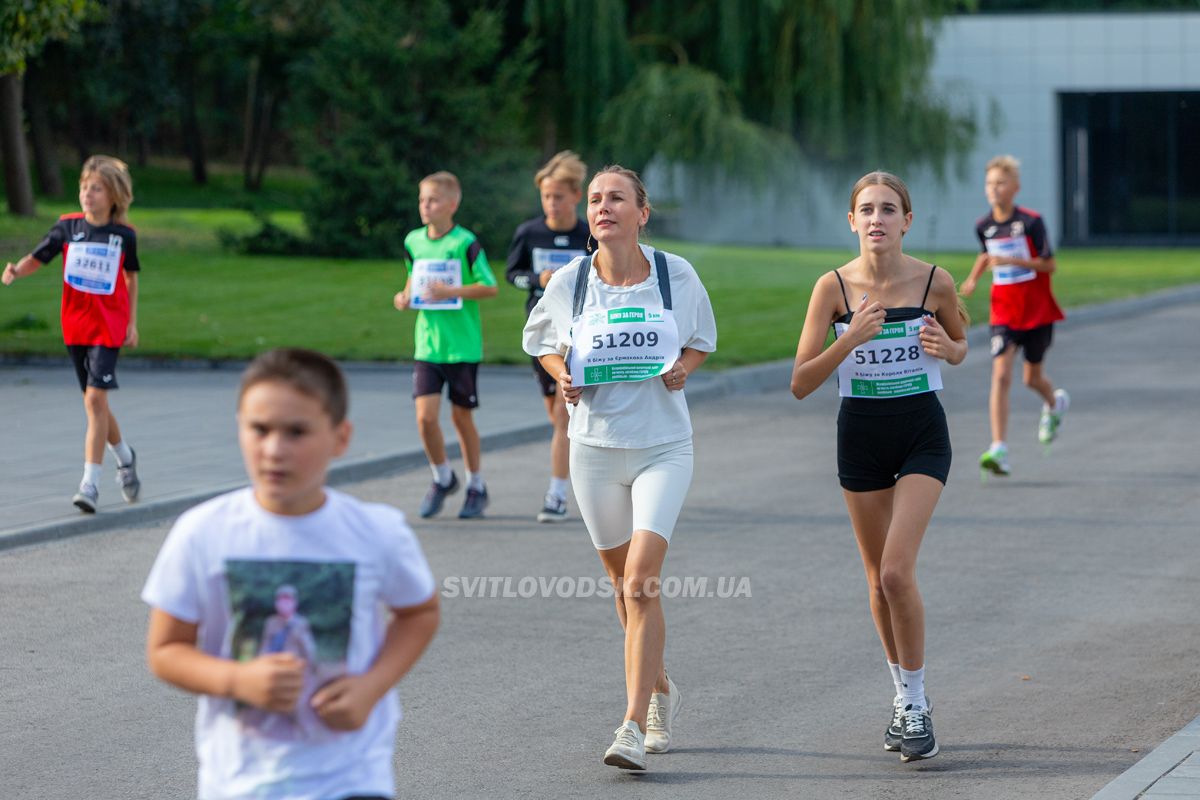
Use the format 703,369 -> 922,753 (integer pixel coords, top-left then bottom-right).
4,283 -> 1197,552
1091,714 -> 1200,799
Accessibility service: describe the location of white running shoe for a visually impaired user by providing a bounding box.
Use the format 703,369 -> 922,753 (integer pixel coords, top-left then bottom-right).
602,720 -> 646,770
645,675 -> 681,754
1039,389 -> 1071,445
979,443 -> 1011,476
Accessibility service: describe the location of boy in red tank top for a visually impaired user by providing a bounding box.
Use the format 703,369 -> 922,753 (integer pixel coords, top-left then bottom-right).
3,155 -> 142,512
962,155 -> 1069,477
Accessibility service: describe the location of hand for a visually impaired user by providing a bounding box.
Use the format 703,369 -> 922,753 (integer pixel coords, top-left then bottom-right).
558,371 -> 582,405
310,674 -> 377,731
538,269 -> 553,288
124,323 -> 139,348
393,290 -> 410,310
662,362 -> 688,391
847,295 -> 885,347
231,653 -> 306,712
918,314 -> 953,360
986,255 -> 1010,269
2,263 -> 17,285
424,280 -> 456,301
960,277 -> 977,297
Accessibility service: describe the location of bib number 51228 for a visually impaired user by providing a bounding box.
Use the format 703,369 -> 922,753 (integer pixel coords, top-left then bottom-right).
855,344 -> 922,365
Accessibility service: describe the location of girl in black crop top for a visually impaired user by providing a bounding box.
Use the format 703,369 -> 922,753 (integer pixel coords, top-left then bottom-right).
790,172 -> 968,763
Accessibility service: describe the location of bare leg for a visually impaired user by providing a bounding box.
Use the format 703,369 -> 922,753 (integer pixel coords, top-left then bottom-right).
989,346 -> 1017,443
82,388 -> 117,465
879,474 -> 944,671
414,394 -> 446,467
843,486 -> 899,662
544,394 -> 570,480
450,404 -> 482,473
1022,361 -> 1056,407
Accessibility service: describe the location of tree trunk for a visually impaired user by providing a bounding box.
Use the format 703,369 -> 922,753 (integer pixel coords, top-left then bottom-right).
179,48 -> 207,185
242,57 -> 263,190
24,64 -> 63,196
0,72 -> 36,216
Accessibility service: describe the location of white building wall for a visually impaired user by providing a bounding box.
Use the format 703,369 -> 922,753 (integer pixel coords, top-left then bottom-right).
646,11 -> 1200,253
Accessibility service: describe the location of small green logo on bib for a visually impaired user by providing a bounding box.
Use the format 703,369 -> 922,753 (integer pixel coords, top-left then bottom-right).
607,307 -> 646,324
874,322 -> 908,340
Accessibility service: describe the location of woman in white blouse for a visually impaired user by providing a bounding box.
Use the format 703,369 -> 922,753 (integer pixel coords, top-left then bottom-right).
523,165 -> 717,771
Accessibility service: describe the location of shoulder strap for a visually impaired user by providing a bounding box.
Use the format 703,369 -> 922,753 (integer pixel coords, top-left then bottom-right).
833,269 -> 851,316
920,264 -> 937,308
572,255 -> 593,318
654,250 -> 672,311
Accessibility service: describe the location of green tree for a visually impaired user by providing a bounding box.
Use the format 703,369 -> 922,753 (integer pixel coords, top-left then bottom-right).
286,0 -> 535,257
1,0 -> 90,214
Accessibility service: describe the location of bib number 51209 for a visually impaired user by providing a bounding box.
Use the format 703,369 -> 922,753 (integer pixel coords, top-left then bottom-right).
590,331 -> 660,350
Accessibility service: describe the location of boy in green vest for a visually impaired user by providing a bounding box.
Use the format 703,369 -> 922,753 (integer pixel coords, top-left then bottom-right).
394,171 -> 498,518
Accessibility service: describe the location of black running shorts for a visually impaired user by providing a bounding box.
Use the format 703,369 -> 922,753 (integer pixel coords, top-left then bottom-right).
66,344 -> 121,392
837,392 -> 952,492
990,323 -> 1054,364
412,360 -> 480,408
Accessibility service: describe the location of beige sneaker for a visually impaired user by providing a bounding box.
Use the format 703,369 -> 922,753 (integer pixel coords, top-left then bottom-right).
603,720 -> 646,770
645,675 -> 681,754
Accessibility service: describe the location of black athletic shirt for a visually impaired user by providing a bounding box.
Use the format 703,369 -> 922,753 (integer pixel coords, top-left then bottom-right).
505,217 -> 590,315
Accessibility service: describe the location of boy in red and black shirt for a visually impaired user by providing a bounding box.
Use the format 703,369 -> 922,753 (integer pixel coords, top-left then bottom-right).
962,155 -> 1069,477
3,155 -> 142,512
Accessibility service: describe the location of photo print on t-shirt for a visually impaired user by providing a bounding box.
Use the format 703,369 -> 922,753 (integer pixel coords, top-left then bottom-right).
225,559 -> 356,742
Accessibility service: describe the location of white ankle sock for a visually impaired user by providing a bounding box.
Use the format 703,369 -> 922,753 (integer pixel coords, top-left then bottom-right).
108,440 -> 133,466
466,471 -> 485,492
548,476 -> 569,500
990,440 -> 1007,451
900,666 -> 926,710
82,462 -> 102,489
431,462 -> 453,486
888,661 -> 904,699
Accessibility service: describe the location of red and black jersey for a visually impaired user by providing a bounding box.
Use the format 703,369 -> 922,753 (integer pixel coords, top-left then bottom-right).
975,206 -> 1063,330
505,217 -> 589,315
32,212 -> 140,347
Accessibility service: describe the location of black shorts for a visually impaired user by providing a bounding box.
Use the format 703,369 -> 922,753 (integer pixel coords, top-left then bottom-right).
531,356 -> 557,397
66,345 -> 121,392
837,393 -> 951,492
990,323 -> 1054,364
412,361 -> 479,408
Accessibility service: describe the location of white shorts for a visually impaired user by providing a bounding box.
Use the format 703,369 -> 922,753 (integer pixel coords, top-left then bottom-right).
570,439 -> 694,550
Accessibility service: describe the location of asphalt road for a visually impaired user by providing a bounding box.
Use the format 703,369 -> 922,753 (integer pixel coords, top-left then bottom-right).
2,299 -> 1198,800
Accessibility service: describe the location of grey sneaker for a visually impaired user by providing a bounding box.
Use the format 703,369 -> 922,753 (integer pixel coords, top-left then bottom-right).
73,482 -> 99,514
899,702 -> 938,762
458,486 -> 489,519
603,720 -> 646,770
536,493 -> 568,523
419,473 -> 459,518
884,696 -> 904,751
116,448 -> 140,503
645,675 -> 681,754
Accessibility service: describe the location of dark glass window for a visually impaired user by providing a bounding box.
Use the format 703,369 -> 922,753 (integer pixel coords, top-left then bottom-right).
1061,91 -> 1200,244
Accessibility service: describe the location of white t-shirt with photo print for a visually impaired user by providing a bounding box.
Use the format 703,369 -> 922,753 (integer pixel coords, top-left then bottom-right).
142,487 -> 436,800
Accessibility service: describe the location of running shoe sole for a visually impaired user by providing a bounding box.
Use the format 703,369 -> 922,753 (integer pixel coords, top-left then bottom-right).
602,751 -> 646,770
73,492 -> 98,514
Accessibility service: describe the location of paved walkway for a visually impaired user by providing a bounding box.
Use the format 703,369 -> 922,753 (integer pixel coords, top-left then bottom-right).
3,287 -> 1199,798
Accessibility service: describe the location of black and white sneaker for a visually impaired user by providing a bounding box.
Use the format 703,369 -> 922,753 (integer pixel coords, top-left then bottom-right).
884,696 -> 904,751
899,703 -> 938,762
72,482 -> 99,514
116,448 -> 140,503
536,493 -> 568,523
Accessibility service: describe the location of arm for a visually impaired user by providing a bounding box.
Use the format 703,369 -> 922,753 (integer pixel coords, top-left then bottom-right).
988,253 -> 1055,273
310,593 -> 440,731
790,273 -> 885,400
393,274 -> 413,310
917,268 -> 968,366
538,352 -> 583,405
426,281 -> 498,300
2,255 -> 43,285
662,347 -> 709,391
146,608 -> 306,712
960,252 -> 989,296
505,228 -> 538,291
124,271 -> 139,347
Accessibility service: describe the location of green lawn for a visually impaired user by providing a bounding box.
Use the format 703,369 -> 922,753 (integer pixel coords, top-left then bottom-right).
3,174 -> 1198,366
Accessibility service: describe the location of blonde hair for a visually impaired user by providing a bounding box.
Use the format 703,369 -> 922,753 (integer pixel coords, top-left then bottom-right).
535,151 -> 587,192
591,165 -> 652,214
80,155 -> 134,225
985,155 -> 1021,180
849,170 -> 912,216
420,171 -> 461,202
